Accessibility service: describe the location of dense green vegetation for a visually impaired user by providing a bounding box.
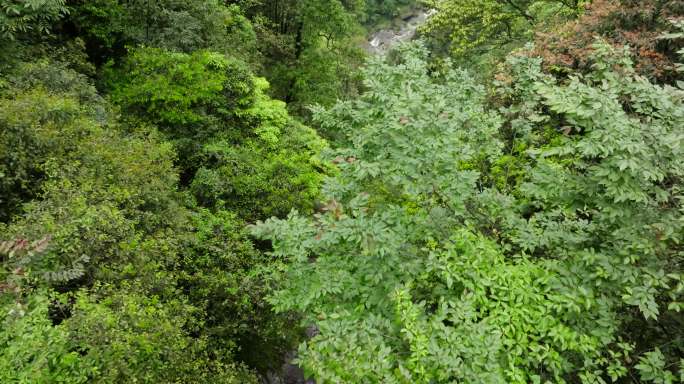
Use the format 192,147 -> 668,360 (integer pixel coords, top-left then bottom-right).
1,0 -> 682,383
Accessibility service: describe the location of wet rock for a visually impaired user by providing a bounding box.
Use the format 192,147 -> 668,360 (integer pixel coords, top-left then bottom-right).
261,326 -> 319,384
365,9 -> 436,55
261,353 -> 314,384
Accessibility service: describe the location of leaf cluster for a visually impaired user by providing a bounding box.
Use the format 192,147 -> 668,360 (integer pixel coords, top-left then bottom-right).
253,41 -> 684,383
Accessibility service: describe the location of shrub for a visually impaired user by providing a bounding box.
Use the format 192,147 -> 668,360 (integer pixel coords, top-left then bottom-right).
533,0 -> 684,83
253,42 -> 684,383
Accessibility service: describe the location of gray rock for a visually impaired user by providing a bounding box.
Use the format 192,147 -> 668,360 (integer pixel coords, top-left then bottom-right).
365,9 -> 437,55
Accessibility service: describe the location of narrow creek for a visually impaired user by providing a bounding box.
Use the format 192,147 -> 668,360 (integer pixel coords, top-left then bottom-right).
260,9 -> 435,384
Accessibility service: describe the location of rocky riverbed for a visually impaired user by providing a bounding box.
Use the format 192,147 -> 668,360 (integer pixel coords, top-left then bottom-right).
365,8 -> 437,55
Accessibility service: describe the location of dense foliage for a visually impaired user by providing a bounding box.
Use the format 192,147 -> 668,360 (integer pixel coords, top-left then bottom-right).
0,66 -> 272,382
0,0 -> 68,40
0,0 -> 335,381
532,0 -> 684,83
1,0 -> 683,383
105,47 -> 326,220
68,0 -> 257,63
254,43 -> 684,382
231,0 -> 368,112
364,0 -> 417,24
422,0 -> 585,60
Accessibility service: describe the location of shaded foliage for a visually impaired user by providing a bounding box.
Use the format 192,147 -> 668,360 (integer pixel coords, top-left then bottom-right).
0,55 -> 307,381
237,0 -> 366,111
65,0 -> 257,65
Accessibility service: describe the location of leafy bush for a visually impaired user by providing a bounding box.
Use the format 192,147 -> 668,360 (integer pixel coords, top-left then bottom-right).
0,293 -> 90,384
106,48 -> 254,136
421,0 -> 584,62
0,64 -> 269,382
64,287 -> 257,384
190,121 -> 326,221
253,42 -> 684,383
0,0 -> 68,40
108,47 -> 327,220
533,0 -> 684,84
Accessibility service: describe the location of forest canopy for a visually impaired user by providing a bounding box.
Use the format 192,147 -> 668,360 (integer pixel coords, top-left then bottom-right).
1,0 -> 683,383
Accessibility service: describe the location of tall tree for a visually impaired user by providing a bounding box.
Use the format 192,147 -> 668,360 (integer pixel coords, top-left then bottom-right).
66,0 -> 257,64
238,0 -> 365,110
